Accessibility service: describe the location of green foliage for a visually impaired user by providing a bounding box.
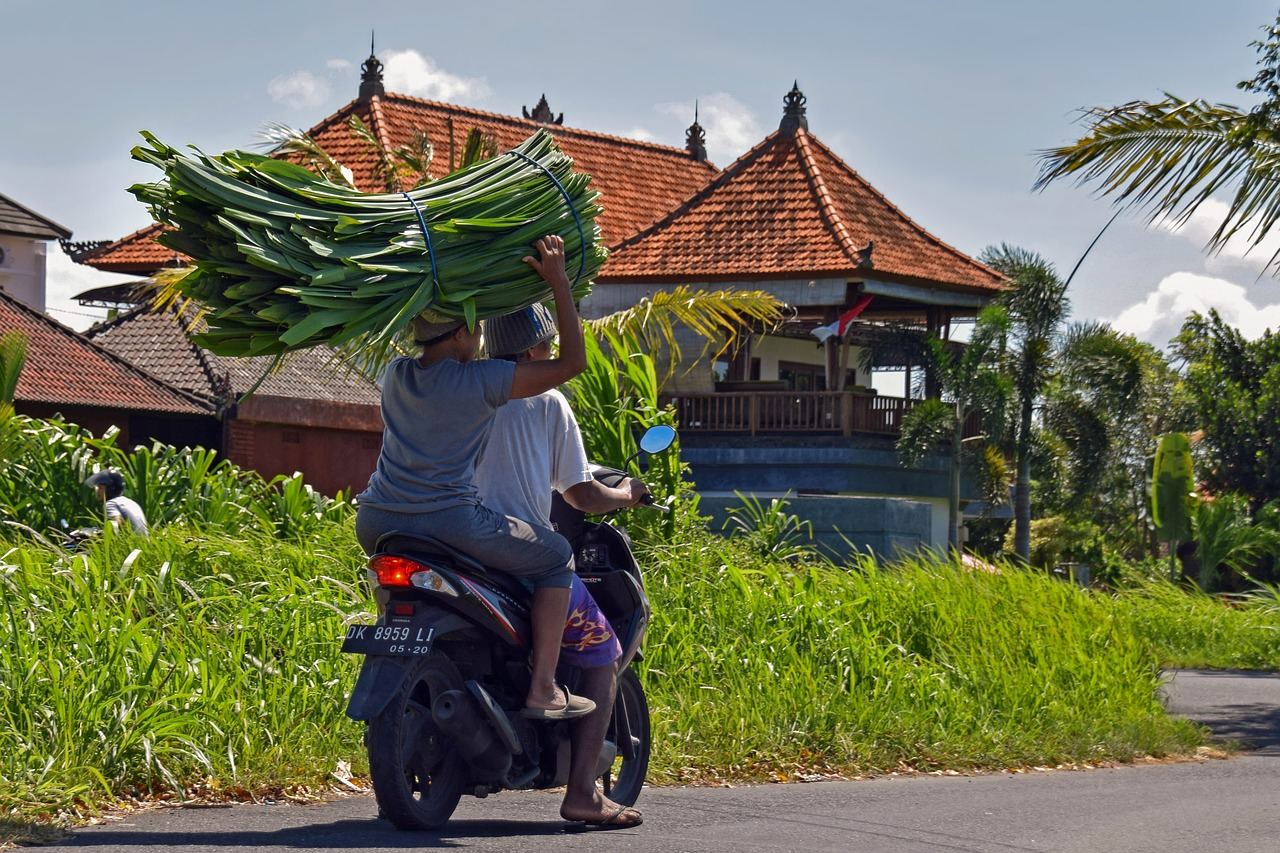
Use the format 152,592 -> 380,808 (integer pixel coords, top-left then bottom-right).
563,329 -> 687,540
0,331 -> 26,416
1190,494 -> 1280,590
0,416 -> 351,540
895,306 -> 1012,547
11,510 -> 1280,813
1151,432 -> 1195,546
641,534 -> 1204,784
720,492 -> 815,561
0,523 -> 369,815
1003,515 -> 1105,571
1174,310 -> 1280,507
1114,578 -> 1280,670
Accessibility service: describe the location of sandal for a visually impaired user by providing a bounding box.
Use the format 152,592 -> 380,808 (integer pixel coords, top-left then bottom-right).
521,685 -> 596,720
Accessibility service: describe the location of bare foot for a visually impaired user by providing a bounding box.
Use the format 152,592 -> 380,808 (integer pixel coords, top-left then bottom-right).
525,683 -> 567,711
561,789 -> 642,827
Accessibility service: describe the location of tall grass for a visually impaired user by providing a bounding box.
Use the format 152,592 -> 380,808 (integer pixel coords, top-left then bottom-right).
0,523 -> 370,815
1113,579 -> 1280,670
639,530 -> 1204,782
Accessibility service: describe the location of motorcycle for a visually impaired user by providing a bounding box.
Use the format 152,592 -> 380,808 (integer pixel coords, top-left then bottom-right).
342,424 -> 677,829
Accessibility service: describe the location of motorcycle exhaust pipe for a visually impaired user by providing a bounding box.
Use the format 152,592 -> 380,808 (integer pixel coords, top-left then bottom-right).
431,689 -> 512,780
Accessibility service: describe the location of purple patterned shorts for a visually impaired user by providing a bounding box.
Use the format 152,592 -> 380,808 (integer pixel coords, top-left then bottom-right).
560,574 -> 623,668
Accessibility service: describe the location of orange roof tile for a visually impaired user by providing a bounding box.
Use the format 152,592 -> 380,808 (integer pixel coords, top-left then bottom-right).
1,290 -> 211,416
82,94 -> 719,274
600,127 -> 1005,292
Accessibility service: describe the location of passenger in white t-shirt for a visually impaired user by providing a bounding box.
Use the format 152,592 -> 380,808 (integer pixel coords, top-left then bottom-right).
474,303 -> 647,829
84,470 -> 149,536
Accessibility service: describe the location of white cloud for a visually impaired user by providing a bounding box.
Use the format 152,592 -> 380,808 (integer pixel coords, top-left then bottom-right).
1110,270 -> 1280,346
267,70 -> 330,109
657,93 -> 761,166
623,127 -> 656,142
43,244 -> 136,332
382,50 -> 489,102
1156,198 -> 1280,268
326,58 -> 353,71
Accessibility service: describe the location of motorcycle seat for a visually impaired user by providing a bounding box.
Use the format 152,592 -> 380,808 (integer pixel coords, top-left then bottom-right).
374,531 -> 533,605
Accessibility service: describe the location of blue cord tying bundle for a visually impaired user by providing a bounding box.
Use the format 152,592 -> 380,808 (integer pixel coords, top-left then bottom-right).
504,149 -> 589,287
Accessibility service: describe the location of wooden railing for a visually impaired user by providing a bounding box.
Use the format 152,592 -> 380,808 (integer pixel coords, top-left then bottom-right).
666,391 -> 924,437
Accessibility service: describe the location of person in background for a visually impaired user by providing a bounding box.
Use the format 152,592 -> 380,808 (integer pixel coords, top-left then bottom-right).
84,470 -> 149,536
474,303 -> 647,829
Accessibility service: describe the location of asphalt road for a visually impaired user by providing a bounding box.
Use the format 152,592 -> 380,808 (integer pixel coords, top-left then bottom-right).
31,670 -> 1280,853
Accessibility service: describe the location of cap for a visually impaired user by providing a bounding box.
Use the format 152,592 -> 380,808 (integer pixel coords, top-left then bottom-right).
482,304 -> 558,358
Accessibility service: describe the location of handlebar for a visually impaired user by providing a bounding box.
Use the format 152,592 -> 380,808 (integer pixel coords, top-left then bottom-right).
638,493 -> 670,513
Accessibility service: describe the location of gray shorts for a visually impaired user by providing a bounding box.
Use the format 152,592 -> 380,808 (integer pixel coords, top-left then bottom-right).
355,502 -> 574,590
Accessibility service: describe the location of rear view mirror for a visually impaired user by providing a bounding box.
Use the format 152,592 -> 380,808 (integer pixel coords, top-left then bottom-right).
639,425 -> 677,455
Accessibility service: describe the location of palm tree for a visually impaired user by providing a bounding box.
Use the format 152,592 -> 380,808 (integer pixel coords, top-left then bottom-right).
1037,14 -> 1280,265
897,306 -> 1012,549
980,245 -> 1070,562
1041,324 -> 1173,557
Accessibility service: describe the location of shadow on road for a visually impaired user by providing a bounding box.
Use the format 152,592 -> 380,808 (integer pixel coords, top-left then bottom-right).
1186,702 -> 1280,754
60,817 -> 566,849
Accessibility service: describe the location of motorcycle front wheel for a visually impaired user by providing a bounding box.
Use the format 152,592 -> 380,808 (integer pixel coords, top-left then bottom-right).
602,667 -> 650,806
366,654 -> 466,830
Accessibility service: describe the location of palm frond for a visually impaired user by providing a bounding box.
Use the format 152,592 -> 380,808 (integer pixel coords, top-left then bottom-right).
457,128 -> 498,172
975,441 -> 1012,510
397,131 -> 435,187
348,115 -> 399,191
257,122 -> 356,189
1058,322 -> 1146,409
0,331 -> 27,411
896,398 -> 954,466
1036,96 -> 1280,267
586,286 -> 786,381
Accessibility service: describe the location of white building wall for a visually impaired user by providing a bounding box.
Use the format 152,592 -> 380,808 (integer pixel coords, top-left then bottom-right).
752,334 -> 872,388
0,236 -> 46,313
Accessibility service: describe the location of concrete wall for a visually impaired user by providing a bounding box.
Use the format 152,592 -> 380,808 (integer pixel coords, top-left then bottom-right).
0,236 -> 46,313
681,439 -> 976,552
698,493 -> 934,561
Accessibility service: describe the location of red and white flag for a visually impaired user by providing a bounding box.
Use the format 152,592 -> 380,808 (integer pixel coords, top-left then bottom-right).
811,295 -> 874,343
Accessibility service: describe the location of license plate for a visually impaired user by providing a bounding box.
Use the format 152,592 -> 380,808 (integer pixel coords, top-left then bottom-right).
341,624 -> 435,656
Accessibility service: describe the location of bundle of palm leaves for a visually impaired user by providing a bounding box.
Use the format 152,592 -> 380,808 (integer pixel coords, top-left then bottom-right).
129,129 -> 605,358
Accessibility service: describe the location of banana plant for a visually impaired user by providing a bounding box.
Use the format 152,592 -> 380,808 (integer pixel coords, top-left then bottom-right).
1151,432 -> 1196,582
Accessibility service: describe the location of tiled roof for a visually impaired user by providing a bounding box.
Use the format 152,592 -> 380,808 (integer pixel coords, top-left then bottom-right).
88,306 -> 382,406
0,191 -> 71,240
0,290 -> 209,415
80,94 -> 719,274
600,128 -> 1005,292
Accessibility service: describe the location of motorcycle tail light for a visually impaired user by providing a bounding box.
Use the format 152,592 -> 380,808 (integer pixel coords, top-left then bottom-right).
391,603 -> 415,617
370,555 -> 419,588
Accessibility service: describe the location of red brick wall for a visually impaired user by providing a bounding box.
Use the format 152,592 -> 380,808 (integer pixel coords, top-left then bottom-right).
226,419 -> 380,497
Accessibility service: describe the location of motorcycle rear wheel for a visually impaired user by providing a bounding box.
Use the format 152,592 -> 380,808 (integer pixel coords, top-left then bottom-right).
602,667 -> 650,806
366,654 -> 466,830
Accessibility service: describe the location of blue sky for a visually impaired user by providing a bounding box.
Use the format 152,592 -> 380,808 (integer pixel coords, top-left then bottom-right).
4,0 -> 1280,339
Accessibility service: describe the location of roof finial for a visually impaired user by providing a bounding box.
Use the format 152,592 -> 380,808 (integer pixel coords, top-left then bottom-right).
358,32 -> 385,102
780,80 -> 808,134
685,100 -> 708,162
522,94 -> 564,125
